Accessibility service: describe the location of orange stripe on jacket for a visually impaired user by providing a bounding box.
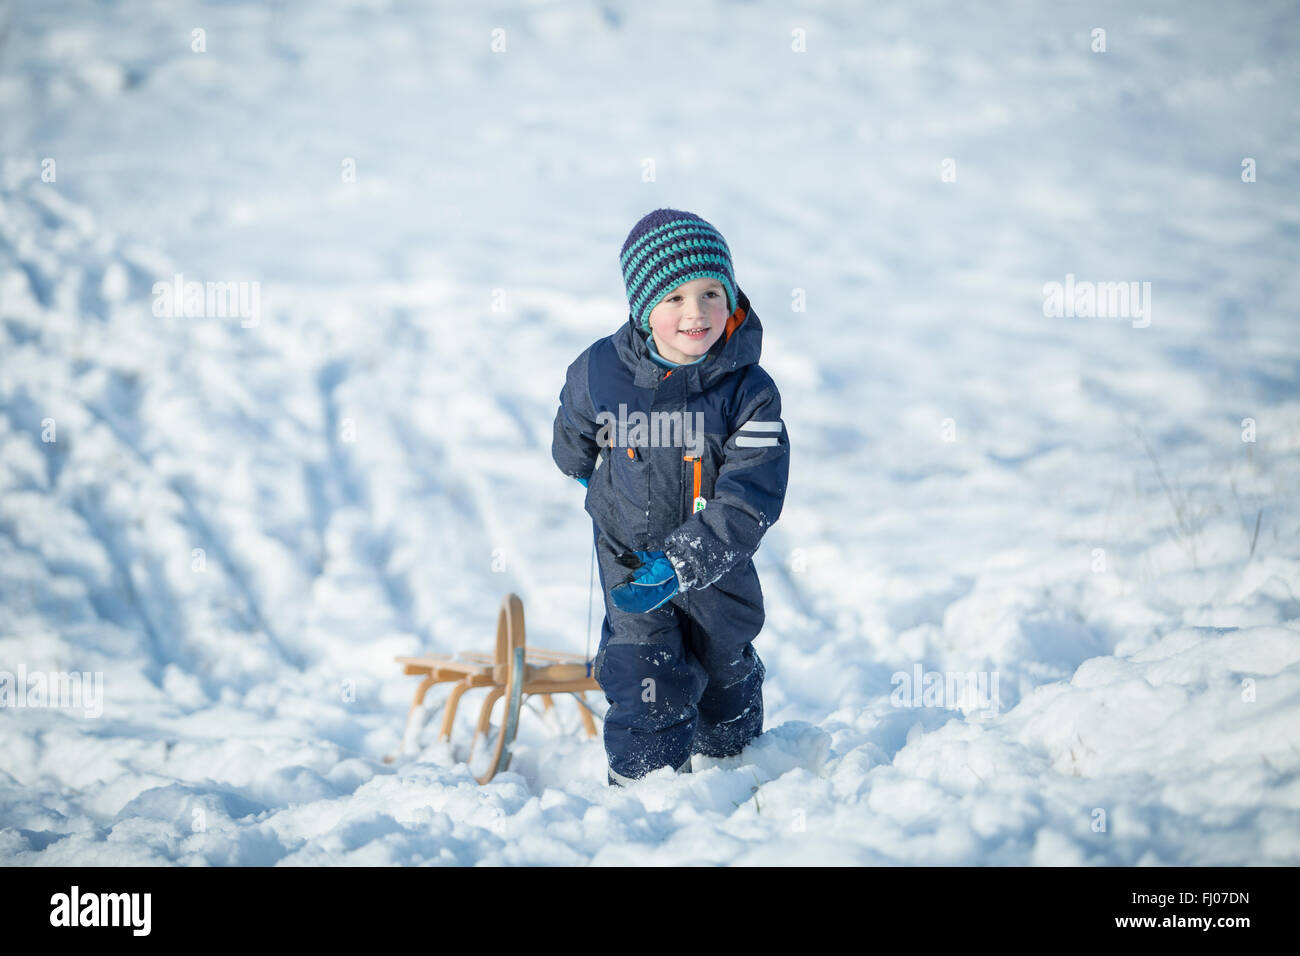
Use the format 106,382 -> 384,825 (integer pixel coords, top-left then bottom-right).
682,454 -> 701,501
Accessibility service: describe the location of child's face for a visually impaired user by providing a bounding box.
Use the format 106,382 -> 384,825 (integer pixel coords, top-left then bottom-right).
646,277 -> 729,364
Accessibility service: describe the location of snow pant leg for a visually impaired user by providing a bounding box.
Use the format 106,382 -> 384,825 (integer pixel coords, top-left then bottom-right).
678,563 -> 767,759
686,616 -> 764,759
690,644 -> 765,758
590,524 -> 707,782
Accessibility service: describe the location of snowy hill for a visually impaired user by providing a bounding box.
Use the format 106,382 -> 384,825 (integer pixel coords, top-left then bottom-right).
1,0 -> 1298,865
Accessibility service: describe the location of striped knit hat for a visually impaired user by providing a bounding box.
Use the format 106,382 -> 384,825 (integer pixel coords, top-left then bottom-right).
619,208 -> 737,334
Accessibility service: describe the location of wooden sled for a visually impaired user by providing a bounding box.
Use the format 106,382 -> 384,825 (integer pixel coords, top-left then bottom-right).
387,593 -> 601,783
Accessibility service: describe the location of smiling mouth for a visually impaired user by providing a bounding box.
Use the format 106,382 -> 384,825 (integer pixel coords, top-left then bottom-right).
678,327 -> 710,339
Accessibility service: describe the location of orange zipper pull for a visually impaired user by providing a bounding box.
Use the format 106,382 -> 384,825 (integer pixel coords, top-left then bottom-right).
683,455 -> 705,512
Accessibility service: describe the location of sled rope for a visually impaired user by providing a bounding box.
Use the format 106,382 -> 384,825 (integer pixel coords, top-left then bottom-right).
585,537 -> 596,674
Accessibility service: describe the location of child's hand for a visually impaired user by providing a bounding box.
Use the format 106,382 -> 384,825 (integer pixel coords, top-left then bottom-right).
609,550 -> 679,613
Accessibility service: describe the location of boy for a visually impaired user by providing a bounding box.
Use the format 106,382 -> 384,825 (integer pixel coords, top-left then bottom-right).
552,208 -> 789,787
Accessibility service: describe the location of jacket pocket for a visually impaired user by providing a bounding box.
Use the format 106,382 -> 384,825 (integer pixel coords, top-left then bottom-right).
611,443 -> 649,509
586,442 -> 649,544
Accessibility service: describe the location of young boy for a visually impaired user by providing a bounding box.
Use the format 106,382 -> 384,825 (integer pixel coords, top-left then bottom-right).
551,208 -> 789,787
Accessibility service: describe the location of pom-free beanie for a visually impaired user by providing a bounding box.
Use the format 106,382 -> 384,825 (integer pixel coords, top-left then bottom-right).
619,208 -> 737,333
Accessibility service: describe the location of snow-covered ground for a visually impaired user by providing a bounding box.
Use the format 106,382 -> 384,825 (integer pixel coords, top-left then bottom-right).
2,0 -> 1298,865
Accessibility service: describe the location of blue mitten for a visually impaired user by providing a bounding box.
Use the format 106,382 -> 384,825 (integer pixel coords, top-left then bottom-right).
609,549 -> 679,613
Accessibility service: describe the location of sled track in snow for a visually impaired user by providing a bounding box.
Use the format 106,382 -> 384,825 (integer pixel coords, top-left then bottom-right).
74,386 -> 308,674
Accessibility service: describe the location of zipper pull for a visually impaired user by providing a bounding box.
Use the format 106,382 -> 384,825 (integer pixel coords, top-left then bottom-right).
683,455 -> 706,512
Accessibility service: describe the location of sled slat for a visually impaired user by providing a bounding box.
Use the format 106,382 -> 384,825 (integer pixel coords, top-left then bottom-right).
523,648 -> 589,663
526,663 -> 590,682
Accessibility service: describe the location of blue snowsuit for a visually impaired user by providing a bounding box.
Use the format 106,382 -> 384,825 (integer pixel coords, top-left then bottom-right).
551,287 -> 789,782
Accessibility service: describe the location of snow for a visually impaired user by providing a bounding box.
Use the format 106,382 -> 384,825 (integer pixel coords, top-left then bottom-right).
2,0 -> 1299,865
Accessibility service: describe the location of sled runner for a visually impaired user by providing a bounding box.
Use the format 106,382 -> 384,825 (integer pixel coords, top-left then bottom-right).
388,593 -> 601,783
